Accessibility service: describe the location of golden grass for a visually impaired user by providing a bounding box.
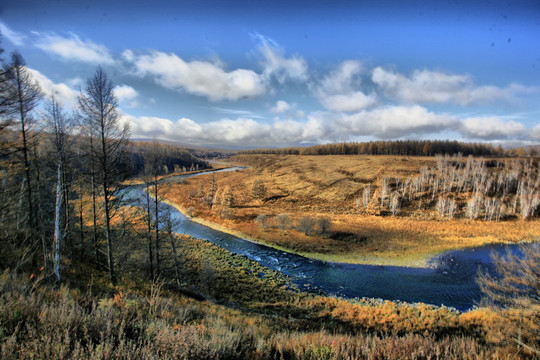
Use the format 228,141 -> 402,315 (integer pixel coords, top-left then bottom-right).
161,154 -> 540,267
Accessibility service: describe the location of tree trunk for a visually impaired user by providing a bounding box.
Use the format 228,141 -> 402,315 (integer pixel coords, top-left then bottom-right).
154,179 -> 160,276
145,181 -> 154,280
54,161 -> 62,282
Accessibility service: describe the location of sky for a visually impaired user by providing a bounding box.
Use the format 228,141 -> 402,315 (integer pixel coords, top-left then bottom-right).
1,0 -> 539,148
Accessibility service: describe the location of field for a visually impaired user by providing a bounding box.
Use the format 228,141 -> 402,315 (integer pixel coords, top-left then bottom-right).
162,154 -> 540,267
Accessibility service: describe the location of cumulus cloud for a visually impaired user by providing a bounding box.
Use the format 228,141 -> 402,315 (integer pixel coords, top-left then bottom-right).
126,115 -> 281,145
35,33 -> 114,64
128,51 -> 266,101
0,22 -> 26,46
372,67 -> 533,105
113,85 -> 139,108
26,68 -> 78,109
125,105 -> 465,146
270,100 -> 292,114
324,105 -> 459,140
253,33 -> 308,83
459,117 -> 526,140
532,124 -> 540,141
316,60 -> 377,112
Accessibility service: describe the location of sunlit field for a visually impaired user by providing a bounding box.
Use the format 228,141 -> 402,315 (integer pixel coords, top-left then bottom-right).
163,154 -> 540,266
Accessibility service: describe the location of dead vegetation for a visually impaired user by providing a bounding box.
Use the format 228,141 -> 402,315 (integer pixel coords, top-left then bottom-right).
163,154 -> 540,267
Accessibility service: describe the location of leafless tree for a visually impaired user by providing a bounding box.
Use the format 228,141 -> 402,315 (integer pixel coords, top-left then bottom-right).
144,142 -> 165,277
44,97 -> 73,281
77,66 -> 130,285
297,216 -> 315,236
389,192 -> 401,216
317,216 -> 332,235
436,196 -> 447,218
380,177 -> 390,207
275,213 -> 292,233
362,184 -> 371,209
5,51 -> 43,265
467,194 -> 482,220
255,214 -> 270,231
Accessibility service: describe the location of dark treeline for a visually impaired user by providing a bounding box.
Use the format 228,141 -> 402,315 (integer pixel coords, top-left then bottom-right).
127,141 -> 209,176
240,140 -> 506,157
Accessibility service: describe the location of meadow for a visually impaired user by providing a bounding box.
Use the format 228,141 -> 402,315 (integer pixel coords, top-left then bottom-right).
162,154 -> 540,266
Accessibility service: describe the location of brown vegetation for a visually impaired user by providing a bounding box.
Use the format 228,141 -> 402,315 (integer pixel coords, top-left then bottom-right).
163,154 -> 540,266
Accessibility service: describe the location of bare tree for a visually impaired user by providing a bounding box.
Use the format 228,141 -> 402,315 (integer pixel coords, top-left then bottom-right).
255,214 -> 270,231
317,216 -> 332,235
77,66 -> 130,285
389,192 -> 400,216
144,142 -> 164,277
362,184 -> 371,210
467,194 -> 482,220
297,216 -> 315,236
5,51 -> 43,265
275,213 -> 292,233
45,97 -> 73,282
0,41 -> 16,130
380,177 -> 390,207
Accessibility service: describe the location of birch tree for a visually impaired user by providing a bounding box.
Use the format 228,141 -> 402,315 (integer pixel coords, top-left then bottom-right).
45,97 -> 73,282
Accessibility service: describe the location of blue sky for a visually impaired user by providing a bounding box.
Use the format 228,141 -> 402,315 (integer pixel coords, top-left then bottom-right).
1,0 -> 539,148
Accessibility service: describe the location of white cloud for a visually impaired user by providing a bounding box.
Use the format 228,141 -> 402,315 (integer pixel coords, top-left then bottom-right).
336,105 -> 458,139
26,68 -> 78,109
35,33 -> 114,65
270,100 -> 292,114
129,51 -> 266,101
532,124 -> 540,141
372,67 -> 533,105
321,92 -> 378,113
253,33 -> 308,83
0,22 -> 26,46
113,85 -> 139,108
460,117 -> 526,140
125,105 -> 462,146
316,60 -> 377,112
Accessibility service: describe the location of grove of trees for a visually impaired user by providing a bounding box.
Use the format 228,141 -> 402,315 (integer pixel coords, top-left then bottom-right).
0,43 -> 208,286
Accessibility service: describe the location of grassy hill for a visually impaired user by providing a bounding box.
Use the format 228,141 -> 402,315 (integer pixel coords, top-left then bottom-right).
162,154 -> 540,266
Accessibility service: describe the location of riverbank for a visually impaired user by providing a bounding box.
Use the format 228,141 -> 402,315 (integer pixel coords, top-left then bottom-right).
161,196 -> 515,268
157,156 -> 540,268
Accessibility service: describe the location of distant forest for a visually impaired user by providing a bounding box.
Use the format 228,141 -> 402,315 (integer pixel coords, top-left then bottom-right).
127,141 -> 209,176
240,140 -> 516,157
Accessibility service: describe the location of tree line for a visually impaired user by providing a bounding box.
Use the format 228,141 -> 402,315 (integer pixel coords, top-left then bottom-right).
0,42 -> 207,286
240,140 -> 512,157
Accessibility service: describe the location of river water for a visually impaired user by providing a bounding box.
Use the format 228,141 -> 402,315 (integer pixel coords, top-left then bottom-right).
123,167 -> 518,311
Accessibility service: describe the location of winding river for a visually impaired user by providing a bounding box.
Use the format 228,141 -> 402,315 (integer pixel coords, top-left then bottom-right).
123,166 -> 518,311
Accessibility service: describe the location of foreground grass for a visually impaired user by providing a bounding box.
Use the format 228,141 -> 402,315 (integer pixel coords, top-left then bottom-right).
0,269 -> 528,360
2,229 -> 537,359
162,155 -> 540,267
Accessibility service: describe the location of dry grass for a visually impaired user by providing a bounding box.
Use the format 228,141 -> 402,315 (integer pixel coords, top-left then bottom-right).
162,154 -> 540,267
1,271 -> 529,359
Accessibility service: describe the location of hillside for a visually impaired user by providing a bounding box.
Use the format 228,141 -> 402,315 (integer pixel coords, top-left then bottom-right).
163,154 -> 540,266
